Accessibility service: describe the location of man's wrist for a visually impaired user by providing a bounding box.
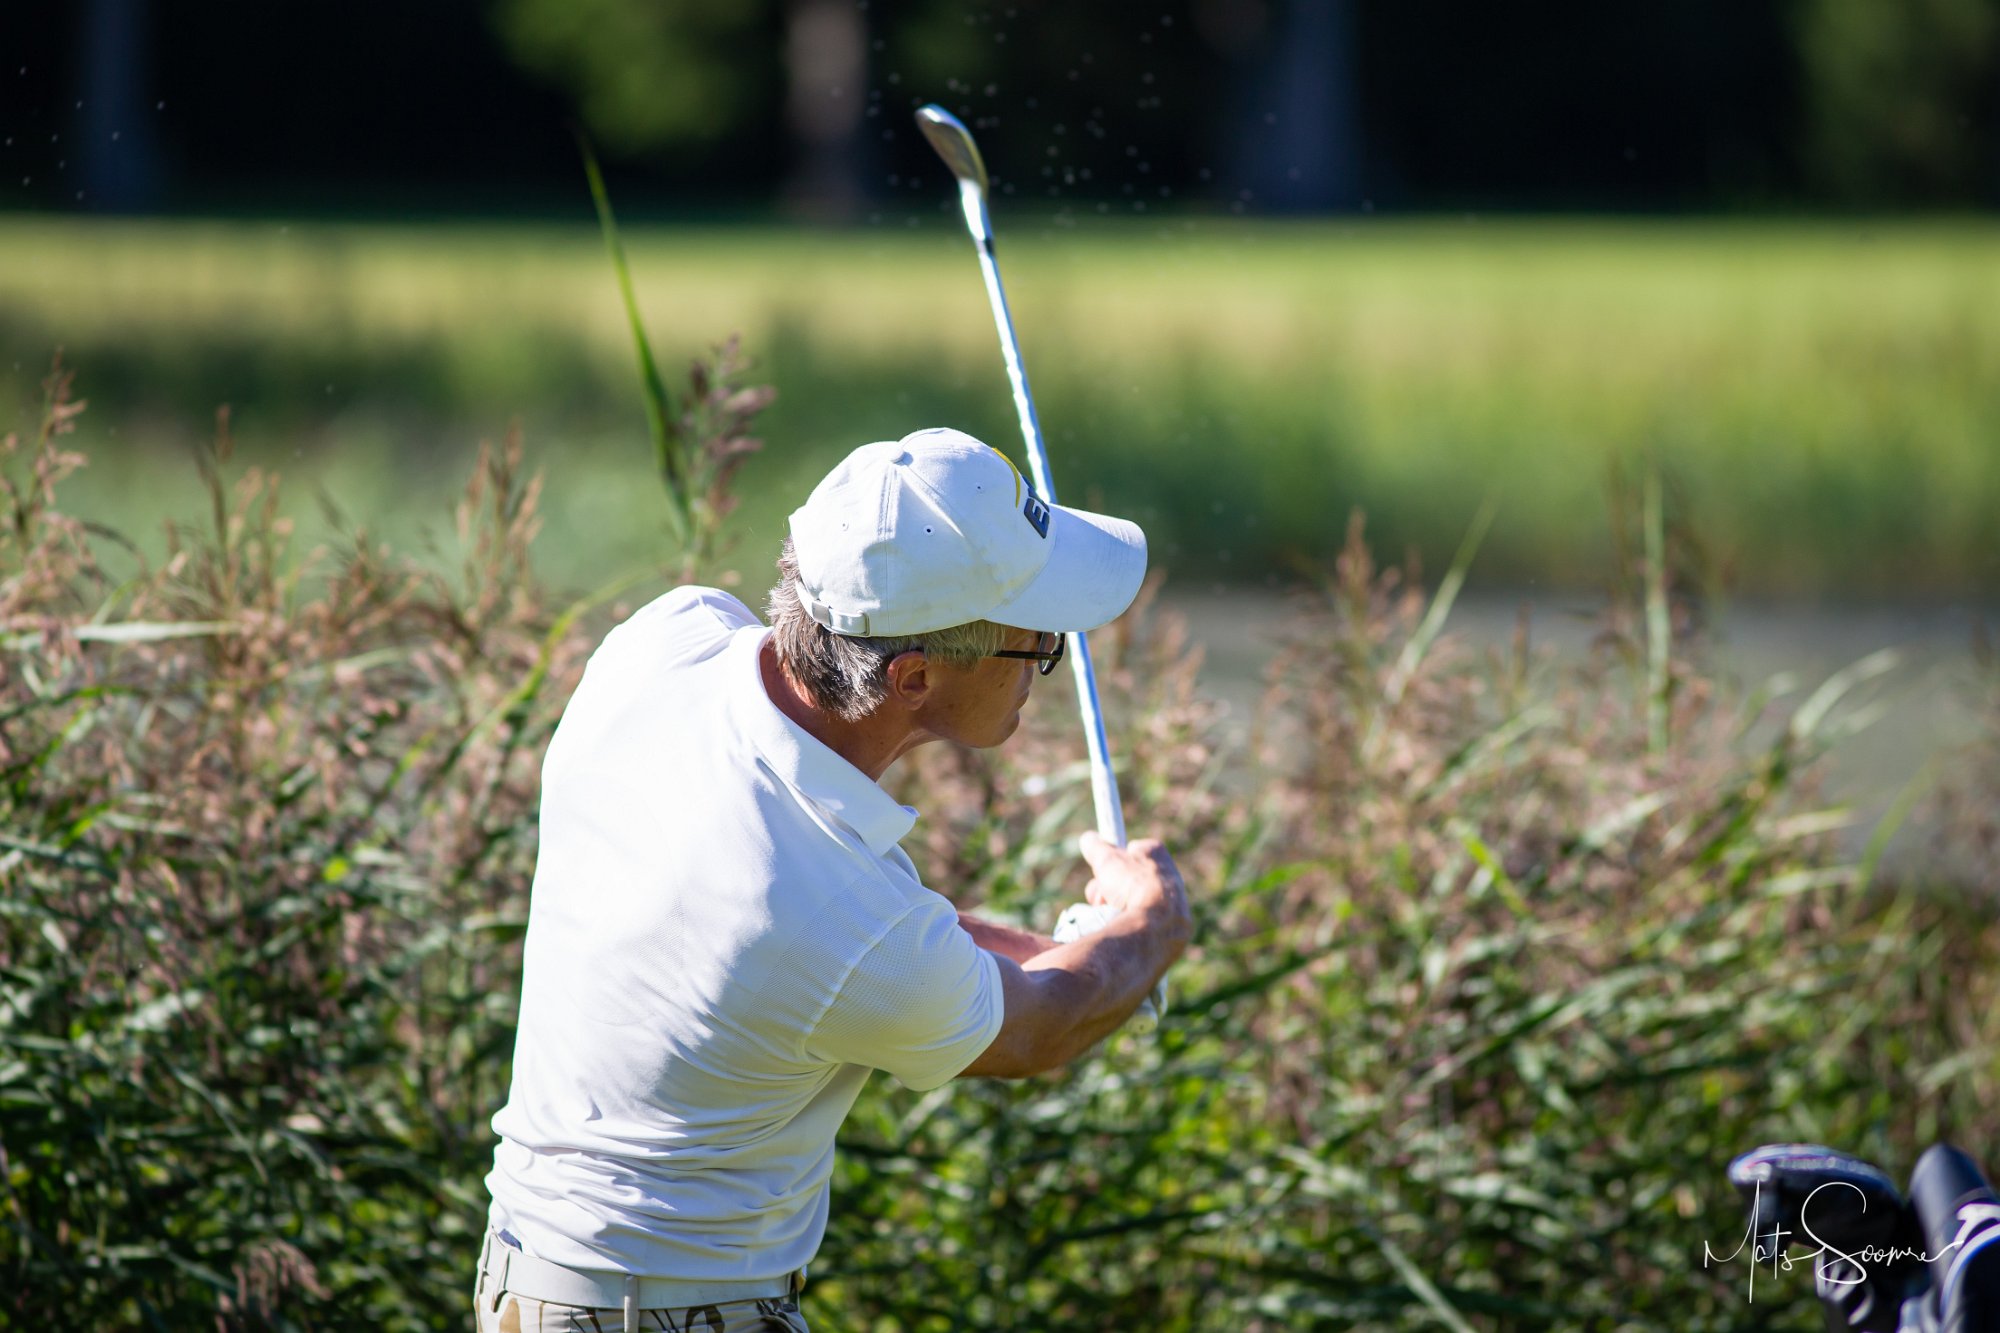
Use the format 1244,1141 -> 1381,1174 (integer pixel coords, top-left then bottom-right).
958,912 -> 1056,965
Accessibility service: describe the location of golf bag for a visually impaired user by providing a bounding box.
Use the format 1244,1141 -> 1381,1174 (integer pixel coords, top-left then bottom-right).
1727,1142 -> 2000,1331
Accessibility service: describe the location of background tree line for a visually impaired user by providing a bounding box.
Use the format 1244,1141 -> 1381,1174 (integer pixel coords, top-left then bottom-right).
5,0 -> 1998,217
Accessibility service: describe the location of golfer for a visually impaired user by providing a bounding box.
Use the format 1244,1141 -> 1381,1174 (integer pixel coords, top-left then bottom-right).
476,428 -> 1191,1331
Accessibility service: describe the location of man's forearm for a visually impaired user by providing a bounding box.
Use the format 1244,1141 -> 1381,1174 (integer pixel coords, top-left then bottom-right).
960,835 -> 1192,1080
958,912 -> 1056,965
962,911 -> 1184,1078
1020,915 -> 1175,1055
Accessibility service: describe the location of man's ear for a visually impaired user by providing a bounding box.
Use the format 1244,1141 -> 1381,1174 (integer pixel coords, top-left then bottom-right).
881,650 -> 932,711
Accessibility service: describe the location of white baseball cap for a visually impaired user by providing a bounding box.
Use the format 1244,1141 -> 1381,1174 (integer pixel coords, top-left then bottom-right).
787,427 -> 1147,637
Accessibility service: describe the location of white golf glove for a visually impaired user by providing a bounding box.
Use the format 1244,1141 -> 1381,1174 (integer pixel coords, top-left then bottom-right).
1052,902 -> 1165,1035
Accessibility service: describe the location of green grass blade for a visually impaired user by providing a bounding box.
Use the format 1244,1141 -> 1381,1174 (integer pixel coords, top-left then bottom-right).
1856,758 -> 1937,891
578,136 -> 689,545
1790,648 -> 1900,744
1645,471 -> 1670,754
1363,1219 -> 1480,1333
1365,495 -> 1497,760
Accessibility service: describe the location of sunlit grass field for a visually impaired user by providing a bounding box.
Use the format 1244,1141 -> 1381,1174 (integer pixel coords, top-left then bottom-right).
8,217 -> 2000,1327
4,214 -> 1997,595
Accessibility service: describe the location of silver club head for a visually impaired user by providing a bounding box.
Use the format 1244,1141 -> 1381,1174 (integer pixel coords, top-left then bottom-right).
915,104 -> 989,197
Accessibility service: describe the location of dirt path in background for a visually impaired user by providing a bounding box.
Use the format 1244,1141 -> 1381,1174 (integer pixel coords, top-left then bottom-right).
1157,588 -> 1992,863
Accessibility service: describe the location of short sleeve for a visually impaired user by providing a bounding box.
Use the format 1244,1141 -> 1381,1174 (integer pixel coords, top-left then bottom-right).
806,898 -> 1004,1090
623,586 -> 759,665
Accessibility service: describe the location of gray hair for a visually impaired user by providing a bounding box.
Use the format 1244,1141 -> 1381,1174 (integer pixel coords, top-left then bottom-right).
767,538 -> 1009,721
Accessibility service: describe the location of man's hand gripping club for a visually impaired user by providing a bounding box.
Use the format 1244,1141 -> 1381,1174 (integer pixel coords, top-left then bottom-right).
962,834 -> 1190,1079
1054,833 -> 1173,1033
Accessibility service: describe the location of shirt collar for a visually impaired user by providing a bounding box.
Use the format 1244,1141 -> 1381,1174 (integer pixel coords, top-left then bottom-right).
728,626 -> 918,856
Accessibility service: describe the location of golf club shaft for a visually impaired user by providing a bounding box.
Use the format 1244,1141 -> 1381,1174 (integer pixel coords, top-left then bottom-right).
923,107 -> 1161,1027
945,147 -> 1164,1030
957,188 -> 1128,849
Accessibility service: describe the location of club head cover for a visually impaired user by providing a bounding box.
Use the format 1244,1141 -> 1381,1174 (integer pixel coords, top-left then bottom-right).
1728,1144 -> 1929,1331
1907,1144 -> 2000,1333
1729,1144 -> 1913,1253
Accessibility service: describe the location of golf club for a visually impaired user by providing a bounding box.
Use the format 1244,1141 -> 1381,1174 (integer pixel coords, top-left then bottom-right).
916,102 -> 1165,1030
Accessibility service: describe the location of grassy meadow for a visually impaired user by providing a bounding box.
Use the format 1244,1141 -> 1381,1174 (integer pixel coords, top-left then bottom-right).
3,214 -> 1997,595
5,215 -> 2000,1329
4,363 -> 1996,1328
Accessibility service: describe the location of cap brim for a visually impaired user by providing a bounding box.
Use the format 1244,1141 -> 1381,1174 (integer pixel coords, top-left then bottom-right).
985,503 -> 1147,633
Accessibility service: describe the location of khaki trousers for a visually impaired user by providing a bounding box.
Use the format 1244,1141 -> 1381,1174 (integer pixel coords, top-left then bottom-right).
473,1235 -> 810,1333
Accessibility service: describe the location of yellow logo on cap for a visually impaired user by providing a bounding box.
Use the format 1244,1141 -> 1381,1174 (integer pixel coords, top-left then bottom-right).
987,444 -> 1023,506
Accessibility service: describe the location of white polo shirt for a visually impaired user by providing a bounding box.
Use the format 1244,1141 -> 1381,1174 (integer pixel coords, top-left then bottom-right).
486,586 -> 1005,1281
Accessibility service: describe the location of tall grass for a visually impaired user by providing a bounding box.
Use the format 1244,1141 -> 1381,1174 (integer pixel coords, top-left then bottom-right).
828,510 -> 2000,1331
0,362 -> 569,1325
4,217 -> 1999,596
4,348 -> 1995,1328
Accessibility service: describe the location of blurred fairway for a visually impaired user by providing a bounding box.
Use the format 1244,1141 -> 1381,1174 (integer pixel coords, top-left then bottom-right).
3,214 -> 1997,596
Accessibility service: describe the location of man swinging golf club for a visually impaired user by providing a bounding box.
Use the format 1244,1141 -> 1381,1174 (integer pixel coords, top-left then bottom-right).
476,427 -> 1191,1332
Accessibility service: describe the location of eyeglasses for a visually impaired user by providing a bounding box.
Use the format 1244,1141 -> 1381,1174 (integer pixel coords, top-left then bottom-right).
988,631 -> 1067,676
